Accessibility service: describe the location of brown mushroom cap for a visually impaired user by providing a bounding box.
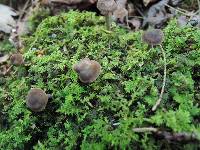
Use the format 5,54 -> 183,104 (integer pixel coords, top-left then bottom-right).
73,58 -> 101,83
97,0 -> 117,15
26,88 -> 48,112
142,29 -> 164,46
10,53 -> 24,65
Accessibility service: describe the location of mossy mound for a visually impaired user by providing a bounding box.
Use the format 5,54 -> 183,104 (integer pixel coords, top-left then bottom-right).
1,11 -> 200,149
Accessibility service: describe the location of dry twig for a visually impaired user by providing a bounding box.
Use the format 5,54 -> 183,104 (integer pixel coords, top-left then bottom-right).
152,44 -> 167,111
133,127 -> 199,142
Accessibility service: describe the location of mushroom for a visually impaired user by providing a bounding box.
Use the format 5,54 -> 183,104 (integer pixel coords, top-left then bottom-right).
142,29 -> 166,111
97,0 -> 117,30
10,53 -> 24,65
73,58 -> 101,83
142,29 -> 164,46
26,88 -> 48,112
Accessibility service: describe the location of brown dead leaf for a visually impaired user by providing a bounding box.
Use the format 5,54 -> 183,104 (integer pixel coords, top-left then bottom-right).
113,6 -> 128,22
127,2 -> 136,16
143,0 -> 158,7
40,0 -> 51,5
128,18 -> 141,30
177,16 -> 187,27
143,0 -> 170,27
116,0 -> 127,8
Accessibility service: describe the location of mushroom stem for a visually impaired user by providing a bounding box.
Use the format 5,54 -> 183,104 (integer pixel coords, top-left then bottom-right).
125,15 -> 130,29
105,12 -> 112,31
152,44 -> 167,111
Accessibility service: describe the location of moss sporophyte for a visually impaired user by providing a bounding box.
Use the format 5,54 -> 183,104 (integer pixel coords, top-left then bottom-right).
0,11 -> 200,149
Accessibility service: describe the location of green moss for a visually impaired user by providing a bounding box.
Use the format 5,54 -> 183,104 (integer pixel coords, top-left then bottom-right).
0,38 -> 15,54
27,7 -> 51,33
1,10 -> 200,149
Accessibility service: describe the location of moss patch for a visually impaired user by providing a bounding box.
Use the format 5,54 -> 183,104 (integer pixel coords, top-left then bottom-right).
0,11 -> 200,149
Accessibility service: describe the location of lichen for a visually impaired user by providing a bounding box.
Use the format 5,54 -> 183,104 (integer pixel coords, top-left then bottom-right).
0,10 -> 200,149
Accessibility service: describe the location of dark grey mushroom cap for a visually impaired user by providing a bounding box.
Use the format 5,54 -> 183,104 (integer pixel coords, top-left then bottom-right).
97,0 -> 118,15
142,29 -> 164,46
73,58 -> 101,83
26,88 -> 48,112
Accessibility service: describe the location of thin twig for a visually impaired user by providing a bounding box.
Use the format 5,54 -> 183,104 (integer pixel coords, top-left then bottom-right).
198,0 -> 200,12
152,44 -> 167,111
133,127 -> 158,133
18,0 -> 31,21
3,65 -> 13,76
165,4 -> 191,16
135,6 -> 145,17
128,16 -> 144,19
133,127 -> 199,142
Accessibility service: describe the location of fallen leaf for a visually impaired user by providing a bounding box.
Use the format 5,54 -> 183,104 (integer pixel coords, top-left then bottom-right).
128,18 -> 141,30
127,2 -> 136,16
143,0 -> 158,6
40,0 -> 51,5
0,55 -> 9,64
116,0 -> 127,8
113,6 -> 128,22
169,0 -> 182,6
177,16 -> 187,27
0,4 -> 18,33
143,0 -> 170,27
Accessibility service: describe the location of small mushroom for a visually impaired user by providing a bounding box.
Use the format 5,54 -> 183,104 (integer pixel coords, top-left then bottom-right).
97,0 -> 117,30
73,58 -> 101,83
26,88 -> 48,112
142,29 -> 164,46
10,53 -> 24,65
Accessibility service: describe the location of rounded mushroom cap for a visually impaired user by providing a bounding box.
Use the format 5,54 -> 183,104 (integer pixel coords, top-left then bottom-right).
97,0 -> 117,15
142,29 -> 164,46
26,88 -> 48,112
73,58 -> 101,83
10,53 -> 24,65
